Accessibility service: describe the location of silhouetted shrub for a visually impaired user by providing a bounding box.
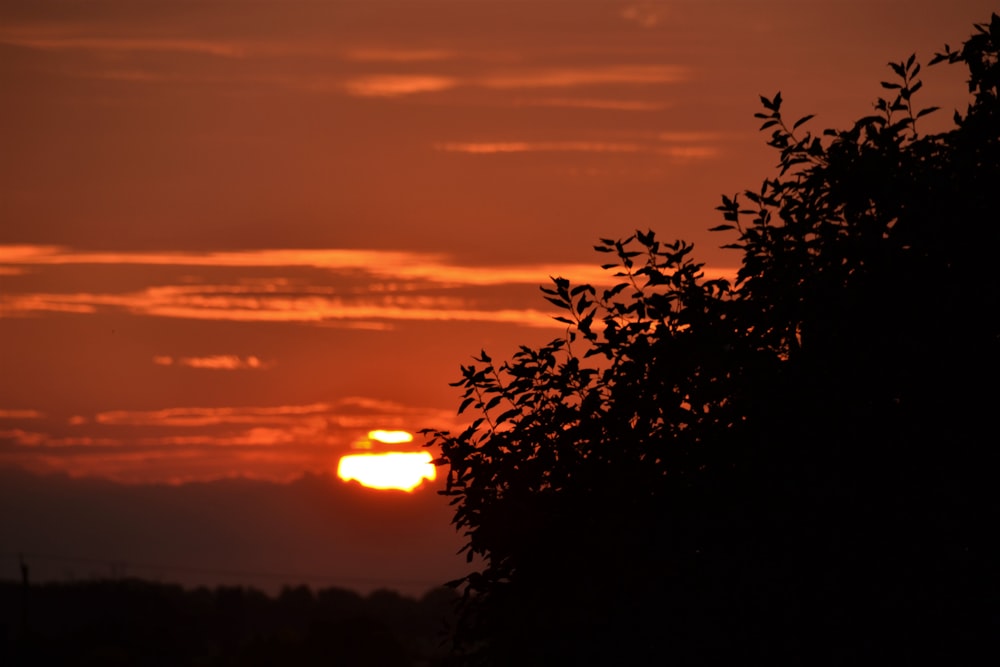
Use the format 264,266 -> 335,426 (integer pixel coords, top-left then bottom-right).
426,14 -> 999,666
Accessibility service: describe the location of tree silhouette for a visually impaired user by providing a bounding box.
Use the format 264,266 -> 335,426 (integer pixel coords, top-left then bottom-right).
425,15 -> 999,667
1,579 -> 457,666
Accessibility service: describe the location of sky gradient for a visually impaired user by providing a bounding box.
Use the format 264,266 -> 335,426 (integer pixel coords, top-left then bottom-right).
1,1 -> 992,484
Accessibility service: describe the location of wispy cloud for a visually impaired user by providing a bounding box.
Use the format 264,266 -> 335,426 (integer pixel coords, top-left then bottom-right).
0,429 -> 51,447
3,246 -> 595,286
435,141 -> 719,160
2,22 -> 687,109
0,24 -> 369,69
1,294 -> 98,315
86,398 -> 457,432
0,409 -> 45,419
342,64 -> 688,98
0,245 -> 736,327
621,3 -> 670,29
93,403 -> 336,428
1,430 -> 120,448
153,355 -> 270,371
0,288 -> 559,328
4,423 -> 322,451
479,64 -> 687,89
0,246 -> 444,270
659,146 -> 720,159
435,141 -> 645,154
0,34 -> 246,57
343,74 -> 459,97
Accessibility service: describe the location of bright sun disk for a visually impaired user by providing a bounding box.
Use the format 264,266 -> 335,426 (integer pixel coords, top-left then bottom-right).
337,451 -> 435,491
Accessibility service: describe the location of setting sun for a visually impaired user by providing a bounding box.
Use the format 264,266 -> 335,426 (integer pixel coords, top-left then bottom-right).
337,451 -> 436,492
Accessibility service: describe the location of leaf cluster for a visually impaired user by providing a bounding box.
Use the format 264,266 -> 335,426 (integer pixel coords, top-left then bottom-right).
430,233 -> 751,549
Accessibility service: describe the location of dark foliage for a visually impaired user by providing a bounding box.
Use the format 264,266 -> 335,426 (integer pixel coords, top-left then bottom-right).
0,578 -> 456,666
425,15 -> 1000,666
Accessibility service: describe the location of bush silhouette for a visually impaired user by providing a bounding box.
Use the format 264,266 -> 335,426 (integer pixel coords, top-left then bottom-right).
425,14 -> 1000,666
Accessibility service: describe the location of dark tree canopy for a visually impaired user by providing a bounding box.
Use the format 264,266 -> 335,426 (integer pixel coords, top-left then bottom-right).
426,15 -> 999,666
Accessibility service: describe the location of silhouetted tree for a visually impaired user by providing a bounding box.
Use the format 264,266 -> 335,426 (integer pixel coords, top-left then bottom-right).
426,15 -> 999,666
0,579 -> 457,666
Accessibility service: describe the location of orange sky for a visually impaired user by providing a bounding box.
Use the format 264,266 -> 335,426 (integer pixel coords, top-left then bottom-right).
0,0 -> 993,485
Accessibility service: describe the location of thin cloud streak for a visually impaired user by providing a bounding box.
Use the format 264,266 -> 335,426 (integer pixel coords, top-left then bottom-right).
89,398 -> 460,433
436,141 -> 720,160
0,245 -> 625,286
0,246 -> 444,270
0,410 -> 45,419
342,64 -> 688,98
2,22 -> 688,108
621,3 -> 669,29
153,355 -> 269,371
659,146 -> 720,159
2,430 -> 122,448
435,141 -> 646,154
479,65 -> 687,89
1,246 -> 738,327
93,403 -> 336,428
0,25 -> 347,60
0,35 -> 247,57
0,289 -> 563,328
343,75 -> 459,97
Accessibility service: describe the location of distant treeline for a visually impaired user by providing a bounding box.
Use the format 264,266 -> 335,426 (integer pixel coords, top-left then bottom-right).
1,577 -> 456,666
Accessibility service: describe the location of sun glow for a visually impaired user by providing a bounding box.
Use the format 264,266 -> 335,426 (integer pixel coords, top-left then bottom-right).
368,429 -> 414,444
337,451 -> 436,492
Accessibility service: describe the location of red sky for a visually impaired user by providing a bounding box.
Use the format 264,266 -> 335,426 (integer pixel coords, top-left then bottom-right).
0,0 -> 992,485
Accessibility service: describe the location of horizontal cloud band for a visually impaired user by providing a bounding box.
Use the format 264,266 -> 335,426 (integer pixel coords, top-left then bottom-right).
0,245 -> 736,328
